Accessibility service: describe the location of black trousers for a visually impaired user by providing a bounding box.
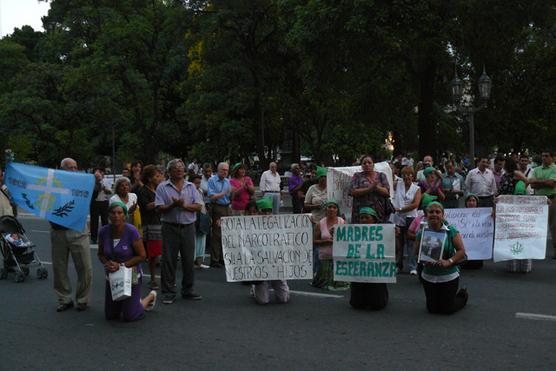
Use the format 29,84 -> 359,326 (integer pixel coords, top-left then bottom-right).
90,200 -> 109,241
422,277 -> 467,314
350,282 -> 389,310
291,194 -> 303,214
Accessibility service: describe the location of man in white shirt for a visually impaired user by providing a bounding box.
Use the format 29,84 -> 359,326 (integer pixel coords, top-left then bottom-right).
259,162 -> 282,214
416,155 -> 434,182
465,156 -> 497,207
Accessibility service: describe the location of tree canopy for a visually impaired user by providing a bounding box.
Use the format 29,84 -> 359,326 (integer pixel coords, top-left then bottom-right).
1,0 -> 555,168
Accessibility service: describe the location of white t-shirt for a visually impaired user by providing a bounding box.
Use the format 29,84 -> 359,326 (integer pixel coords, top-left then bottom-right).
259,170 -> 281,192
110,193 -> 137,210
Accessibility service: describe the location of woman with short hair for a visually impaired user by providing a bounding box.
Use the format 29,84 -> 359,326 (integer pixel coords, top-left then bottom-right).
230,163 -> 255,215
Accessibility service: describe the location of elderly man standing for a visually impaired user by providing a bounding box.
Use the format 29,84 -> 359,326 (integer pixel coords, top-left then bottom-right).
529,151 -> 556,258
259,162 -> 282,214
51,158 -> 93,312
465,156 -> 497,207
155,159 -> 203,304
208,162 -> 231,268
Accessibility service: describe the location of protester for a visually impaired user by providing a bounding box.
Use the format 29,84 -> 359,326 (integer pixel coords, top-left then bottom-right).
155,159 -> 203,304
288,164 -> 304,214
518,154 -> 534,195
191,175 -> 210,269
200,163 -> 213,197
415,202 -> 468,314
393,166 -> 421,275
465,156 -> 497,207
230,163 -> 255,215
492,155 -> 506,190
304,166 -> 328,223
251,198 -> 290,305
350,155 -> 391,223
418,167 -> 445,203
90,167 -> 112,244
130,160 -> 143,193
529,151 -> 556,259
313,200 -> 348,290
110,177 -> 138,224
136,165 -> 164,289
456,193 -> 484,270
51,158 -> 92,312
441,161 -> 464,208
97,202 -> 156,321
208,162 -> 232,268
0,167 -> 15,217
349,207 -> 389,310
416,155 -> 434,182
259,162 -> 282,214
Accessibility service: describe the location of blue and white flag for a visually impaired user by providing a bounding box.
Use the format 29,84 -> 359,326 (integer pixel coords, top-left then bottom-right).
5,162 -> 95,232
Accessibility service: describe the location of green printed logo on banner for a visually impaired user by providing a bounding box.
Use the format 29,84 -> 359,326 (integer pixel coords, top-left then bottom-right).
510,241 -> 524,255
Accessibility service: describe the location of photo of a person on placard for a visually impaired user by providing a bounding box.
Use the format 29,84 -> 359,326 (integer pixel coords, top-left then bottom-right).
419,230 -> 446,263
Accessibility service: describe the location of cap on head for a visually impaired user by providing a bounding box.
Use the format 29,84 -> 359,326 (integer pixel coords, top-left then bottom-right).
359,207 -> 378,219
109,201 -> 128,217
256,197 -> 273,211
316,166 -> 328,178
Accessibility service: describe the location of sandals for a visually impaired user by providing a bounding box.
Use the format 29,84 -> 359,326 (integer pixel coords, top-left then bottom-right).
145,290 -> 157,312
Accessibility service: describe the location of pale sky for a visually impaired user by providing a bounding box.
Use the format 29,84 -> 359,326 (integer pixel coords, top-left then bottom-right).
0,0 -> 50,37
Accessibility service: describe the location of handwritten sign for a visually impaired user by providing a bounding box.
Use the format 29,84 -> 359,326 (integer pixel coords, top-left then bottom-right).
444,208 -> 494,260
221,214 -> 313,282
333,224 -> 396,283
493,195 -> 548,262
327,162 -> 394,222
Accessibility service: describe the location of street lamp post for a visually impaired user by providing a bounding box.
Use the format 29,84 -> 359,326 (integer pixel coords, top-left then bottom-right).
450,65 -> 492,160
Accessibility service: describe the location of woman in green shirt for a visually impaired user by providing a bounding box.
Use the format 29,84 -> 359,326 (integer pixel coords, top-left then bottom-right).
415,202 -> 468,314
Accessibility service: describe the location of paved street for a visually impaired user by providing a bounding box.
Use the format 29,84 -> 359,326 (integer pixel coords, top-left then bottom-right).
1,216 -> 556,370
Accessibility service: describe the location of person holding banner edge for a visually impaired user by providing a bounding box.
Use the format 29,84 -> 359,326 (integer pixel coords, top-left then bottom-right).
251,197 -> 290,305
51,158 -> 93,312
415,202 -> 468,315
349,207 -> 389,310
313,199 -> 347,290
350,155 -> 391,223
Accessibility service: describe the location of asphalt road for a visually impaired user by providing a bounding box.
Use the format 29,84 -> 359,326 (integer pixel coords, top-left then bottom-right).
1,216 -> 556,370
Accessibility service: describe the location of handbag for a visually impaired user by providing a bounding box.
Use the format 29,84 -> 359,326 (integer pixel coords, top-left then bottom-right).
109,265 -> 132,301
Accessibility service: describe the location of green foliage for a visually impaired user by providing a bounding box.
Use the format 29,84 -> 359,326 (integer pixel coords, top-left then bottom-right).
1,0 -> 556,169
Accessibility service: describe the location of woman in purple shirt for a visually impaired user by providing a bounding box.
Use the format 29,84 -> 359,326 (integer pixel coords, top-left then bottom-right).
97,202 -> 156,321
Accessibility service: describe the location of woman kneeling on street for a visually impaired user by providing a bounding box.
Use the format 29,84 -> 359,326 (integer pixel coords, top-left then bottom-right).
98,202 -> 156,321
349,207 -> 389,311
251,198 -> 290,305
415,201 -> 468,314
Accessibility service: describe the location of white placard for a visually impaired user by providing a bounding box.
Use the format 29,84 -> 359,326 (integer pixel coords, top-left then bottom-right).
444,208 -> 494,260
221,214 -> 313,282
327,162 -> 394,223
493,195 -> 548,262
333,224 -> 396,283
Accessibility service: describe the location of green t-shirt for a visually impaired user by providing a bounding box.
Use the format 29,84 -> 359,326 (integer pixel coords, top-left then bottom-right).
532,164 -> 556,196
417,225 -> 460,276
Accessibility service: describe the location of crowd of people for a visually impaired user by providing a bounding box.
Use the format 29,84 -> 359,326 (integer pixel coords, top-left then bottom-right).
4,149 -> 553,322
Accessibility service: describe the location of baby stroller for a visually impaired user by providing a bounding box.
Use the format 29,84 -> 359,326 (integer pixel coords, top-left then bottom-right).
0,215 -> 48,283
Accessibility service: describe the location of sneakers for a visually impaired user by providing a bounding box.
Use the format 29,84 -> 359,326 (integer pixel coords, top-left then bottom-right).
182,292 -> 203,300
194,264 -> 210,269
162,296 -> 175,305
409,269 -> 418,276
